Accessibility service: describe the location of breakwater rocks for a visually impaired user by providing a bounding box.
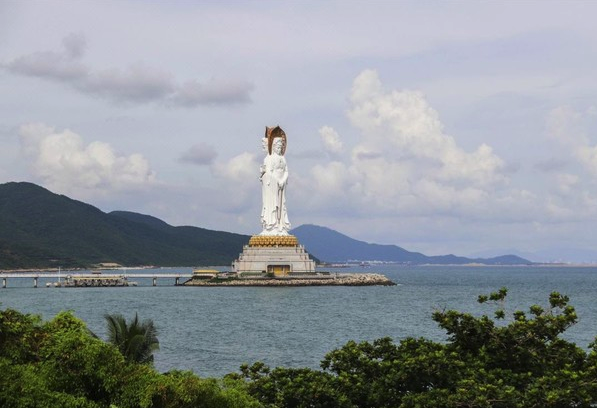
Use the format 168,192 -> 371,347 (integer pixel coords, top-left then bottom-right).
184,273 -> 396,287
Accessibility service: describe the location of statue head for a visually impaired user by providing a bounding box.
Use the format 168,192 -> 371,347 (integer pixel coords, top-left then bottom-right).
261,137 -> 268,153
265,125 -> 286,155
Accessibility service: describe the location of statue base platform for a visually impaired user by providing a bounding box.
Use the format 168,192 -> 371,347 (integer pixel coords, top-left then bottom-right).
233,235 -> 316,277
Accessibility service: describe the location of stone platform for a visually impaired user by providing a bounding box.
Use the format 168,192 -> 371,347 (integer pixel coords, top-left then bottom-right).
184,273 -> 396,286
233,234 -> 316,277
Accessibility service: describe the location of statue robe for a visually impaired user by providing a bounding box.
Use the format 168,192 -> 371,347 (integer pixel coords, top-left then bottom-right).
260,153 -> 290,235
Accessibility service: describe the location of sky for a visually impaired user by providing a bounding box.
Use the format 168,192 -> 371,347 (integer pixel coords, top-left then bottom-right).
1,1 -> 597,263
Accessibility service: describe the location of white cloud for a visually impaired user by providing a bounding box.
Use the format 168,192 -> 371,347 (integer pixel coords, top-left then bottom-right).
19,123 -> 156,196
318,126 -> 343,154
4,34 -> 253,106
303,70 -> 508,218
310,161 -> 352,198
212,152 -> 258,183
209,152 -> 260,214
347,69 -> 505,188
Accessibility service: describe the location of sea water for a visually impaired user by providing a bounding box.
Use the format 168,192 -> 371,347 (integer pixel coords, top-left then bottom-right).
1,265 -> 597,377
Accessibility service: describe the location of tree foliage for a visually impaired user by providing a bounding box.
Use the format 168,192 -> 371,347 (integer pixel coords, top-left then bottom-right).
0,308 -> 259,408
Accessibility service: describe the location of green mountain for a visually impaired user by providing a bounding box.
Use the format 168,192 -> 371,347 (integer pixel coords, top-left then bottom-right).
0,182 -> 249,269
291,224 -> 532,265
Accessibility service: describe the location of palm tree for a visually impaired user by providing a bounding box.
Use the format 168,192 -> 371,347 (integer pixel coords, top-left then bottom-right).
104,313 -> 159,364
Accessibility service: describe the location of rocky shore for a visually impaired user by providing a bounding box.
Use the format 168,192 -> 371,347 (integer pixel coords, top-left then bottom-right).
183,273 -> 395,287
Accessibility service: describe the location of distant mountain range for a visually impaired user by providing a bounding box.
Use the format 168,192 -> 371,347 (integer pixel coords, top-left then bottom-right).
0,182 -> 531,269
292,224 -> 532,265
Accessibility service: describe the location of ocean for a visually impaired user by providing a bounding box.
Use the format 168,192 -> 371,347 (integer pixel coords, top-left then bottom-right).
1,265 -> 596,377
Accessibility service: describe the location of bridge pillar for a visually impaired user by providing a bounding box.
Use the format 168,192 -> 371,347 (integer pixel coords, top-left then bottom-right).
33,277 -> 38,288
175,277 -> 180,286
2,278 -> 6,288
152,277 -> 157,286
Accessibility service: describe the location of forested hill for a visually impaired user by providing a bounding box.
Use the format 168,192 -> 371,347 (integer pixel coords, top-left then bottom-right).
291,224 -> 532,265
0,182 -> 249,269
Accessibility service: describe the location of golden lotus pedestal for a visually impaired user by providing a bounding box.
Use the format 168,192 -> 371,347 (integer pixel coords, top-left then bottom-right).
233,235 -> 316,277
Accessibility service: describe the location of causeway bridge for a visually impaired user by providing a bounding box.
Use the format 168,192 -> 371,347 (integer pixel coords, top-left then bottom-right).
0,272 -> 194,288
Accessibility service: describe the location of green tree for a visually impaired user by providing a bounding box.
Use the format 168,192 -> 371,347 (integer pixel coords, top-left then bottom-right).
0,308 -> 44,364
39,311 -> 129,406
0,308 -> 128,407
231,362 -> 352,408
104,313 -> 160,364
0,307 -> 260,408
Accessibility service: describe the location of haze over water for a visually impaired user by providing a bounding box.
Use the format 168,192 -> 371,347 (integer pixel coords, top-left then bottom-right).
2,265 -> 597,377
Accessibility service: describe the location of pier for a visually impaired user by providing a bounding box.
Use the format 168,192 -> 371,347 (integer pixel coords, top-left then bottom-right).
0,273 -> 193,288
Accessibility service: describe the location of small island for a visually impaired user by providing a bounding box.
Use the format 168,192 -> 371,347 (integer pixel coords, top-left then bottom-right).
184,272 -> 395,286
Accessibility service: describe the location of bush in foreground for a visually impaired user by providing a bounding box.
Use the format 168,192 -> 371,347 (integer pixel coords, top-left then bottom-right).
0,308 -> 259,408
2,289 -> 597,407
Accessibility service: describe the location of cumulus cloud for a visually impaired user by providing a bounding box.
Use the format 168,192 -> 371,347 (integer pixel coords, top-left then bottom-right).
19,123 -> 156,196
209,152 -> 260,213
4,34 -> 253,106
319,126 -> 343,154
347,69 -> 505,187
305,70 -> 507,217
179,143 -> 218,165
212,152 -> 258,183
310,161 -> 353,198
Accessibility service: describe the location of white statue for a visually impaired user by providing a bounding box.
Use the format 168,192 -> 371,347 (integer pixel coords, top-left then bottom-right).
260,127 -> 291,236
